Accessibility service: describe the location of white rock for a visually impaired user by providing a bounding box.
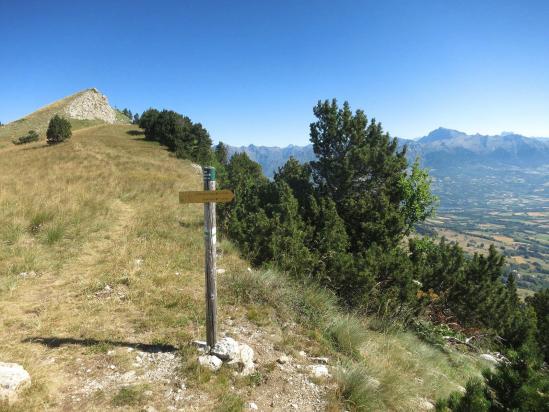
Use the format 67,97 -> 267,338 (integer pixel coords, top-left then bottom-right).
247,402 -> 258,410
0,362 -> 31,405
308,364 -> 330,378
198,355 -> 222,371
216,268 -> 226,275
237,344 -> 255,376
417,397 -> 435,410
65,88 -> 117,124
211,337 -> 240,361
480,353 -> 499,364
191,340 -> 208,351
298,350 -> 307,358
277,355 -> 291,364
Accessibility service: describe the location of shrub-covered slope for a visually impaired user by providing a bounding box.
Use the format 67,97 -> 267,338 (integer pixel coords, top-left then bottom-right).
0,124 -> 487,411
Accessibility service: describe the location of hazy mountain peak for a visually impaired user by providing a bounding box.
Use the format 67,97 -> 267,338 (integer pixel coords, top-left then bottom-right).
419,127 -> 467,143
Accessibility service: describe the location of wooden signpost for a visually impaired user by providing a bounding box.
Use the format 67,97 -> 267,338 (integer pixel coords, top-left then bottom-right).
179,166 -> 234,349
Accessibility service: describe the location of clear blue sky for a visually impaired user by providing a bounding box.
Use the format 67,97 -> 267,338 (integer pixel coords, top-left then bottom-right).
1,0 -> 548,145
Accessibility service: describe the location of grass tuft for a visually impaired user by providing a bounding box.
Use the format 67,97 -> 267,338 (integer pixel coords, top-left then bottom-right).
111,384 -> 148,406
29,210 -> 54,234
214,392 -> 244,412
326,315 -> 368,358
45,223 -> 65,244
335,362 -> 380,411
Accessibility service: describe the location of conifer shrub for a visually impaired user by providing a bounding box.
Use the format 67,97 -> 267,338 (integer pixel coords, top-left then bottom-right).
137,108 -> 213,165
436,353 -> 549,411
46,115 -> 72,144
12,130 -> 39,145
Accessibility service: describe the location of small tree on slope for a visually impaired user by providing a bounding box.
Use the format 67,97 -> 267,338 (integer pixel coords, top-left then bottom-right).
46,115 -> 72,144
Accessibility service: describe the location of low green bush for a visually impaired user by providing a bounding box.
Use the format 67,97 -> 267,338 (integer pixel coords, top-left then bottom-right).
12,130 -> 39,145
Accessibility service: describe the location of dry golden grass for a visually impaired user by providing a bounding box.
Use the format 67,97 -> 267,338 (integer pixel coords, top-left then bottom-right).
0,124 -> 250,410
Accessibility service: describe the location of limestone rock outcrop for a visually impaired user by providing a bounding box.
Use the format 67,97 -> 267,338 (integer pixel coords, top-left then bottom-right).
64,88 -> 117,124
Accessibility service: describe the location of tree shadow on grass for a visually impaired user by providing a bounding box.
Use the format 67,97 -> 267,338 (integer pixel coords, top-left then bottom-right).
126,130 -> 144,136
22,337 -> 177,353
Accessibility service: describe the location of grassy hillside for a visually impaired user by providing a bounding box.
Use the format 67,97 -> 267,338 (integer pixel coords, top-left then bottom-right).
0,90 -> 129,148
0,125 -> 488,411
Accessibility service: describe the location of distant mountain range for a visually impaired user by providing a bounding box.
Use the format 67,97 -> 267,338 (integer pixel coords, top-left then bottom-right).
228,128 -> 549,177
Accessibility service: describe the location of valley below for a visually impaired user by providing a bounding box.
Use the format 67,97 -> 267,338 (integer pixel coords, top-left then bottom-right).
421,164 -> 549,292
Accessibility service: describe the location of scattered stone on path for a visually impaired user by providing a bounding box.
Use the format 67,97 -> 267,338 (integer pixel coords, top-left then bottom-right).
18,271 -> 37,279
0,362 -> 31,405
308,364 -> 330,378
210,337 -> 255,375
277,355 -> 291,364
198,355 -> 222,371
309,356 -> 329,364
211,337 -> 240,360
191,340 -> 208,352
247,402 -> 259,410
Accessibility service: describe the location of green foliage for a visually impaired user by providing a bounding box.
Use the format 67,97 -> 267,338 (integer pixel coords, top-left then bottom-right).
138,109 -> 213,165
437,353 -> 549,411
410,237 -> 464,293
355,245 -> 421,322
527,288 -> 549,362
138,108 -> 159,131
12,130 -> 39,145
400,158 -> 439,233
220,100 -> 437,317
411,238 -> 538,349
214,142 -> 229,166
309,99 -> 433,251
120,108 -> 133,120
46,115 -> 72,144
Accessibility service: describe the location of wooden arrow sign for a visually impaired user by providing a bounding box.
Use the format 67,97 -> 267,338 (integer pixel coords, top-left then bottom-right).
179,189 -> 234,204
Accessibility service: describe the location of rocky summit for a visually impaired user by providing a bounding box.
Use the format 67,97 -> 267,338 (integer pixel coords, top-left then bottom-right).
64,88 -> 117,124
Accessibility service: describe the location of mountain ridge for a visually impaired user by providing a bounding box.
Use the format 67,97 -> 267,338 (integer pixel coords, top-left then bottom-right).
228,128 -> 549,177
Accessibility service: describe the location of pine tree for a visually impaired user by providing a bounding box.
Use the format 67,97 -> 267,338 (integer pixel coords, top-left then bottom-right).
527,288 -> 549,362
309,99 -> 433,251
214,142 -> 229,166
46,115 -> 72,144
